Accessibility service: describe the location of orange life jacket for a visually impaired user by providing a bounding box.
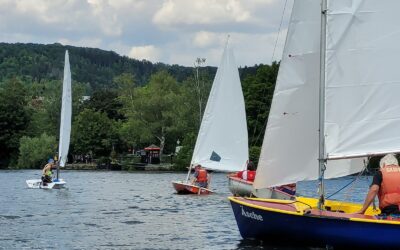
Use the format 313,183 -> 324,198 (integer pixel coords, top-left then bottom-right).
378,165 -> 400,209
196,169 -> 208,183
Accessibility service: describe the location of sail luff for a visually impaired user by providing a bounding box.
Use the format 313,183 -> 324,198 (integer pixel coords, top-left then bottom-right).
190,42 -> 248,172
58,50 -> 72,167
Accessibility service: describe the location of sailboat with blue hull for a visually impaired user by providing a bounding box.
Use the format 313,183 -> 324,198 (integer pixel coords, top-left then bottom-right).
231,197 -> 400,248
230,0 -> 400,248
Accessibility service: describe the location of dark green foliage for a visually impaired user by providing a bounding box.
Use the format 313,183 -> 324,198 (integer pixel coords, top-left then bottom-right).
174,132 -> 197,170
71,108 -> 120,158
17,133 -> 56,169
0,78 -> 31,167
249,146 -> 261,168
242,62 -> 279,147
83,89 -> 124,121
0,43 -> 197,90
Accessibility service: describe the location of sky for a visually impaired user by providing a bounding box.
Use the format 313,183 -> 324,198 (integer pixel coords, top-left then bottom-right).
0,0 -> 293,67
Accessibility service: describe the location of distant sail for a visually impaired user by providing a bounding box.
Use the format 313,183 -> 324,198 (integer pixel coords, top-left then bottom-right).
191,42 -> 248,172
58,50 -> 72,167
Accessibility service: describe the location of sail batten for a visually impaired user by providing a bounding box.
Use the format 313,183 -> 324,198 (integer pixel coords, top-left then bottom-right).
191,43 -> 248,172
58,50 -> 72,167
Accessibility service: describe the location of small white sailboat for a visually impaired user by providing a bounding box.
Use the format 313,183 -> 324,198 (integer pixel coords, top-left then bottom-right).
26,50 -> 72,189
172,39 -> 249,194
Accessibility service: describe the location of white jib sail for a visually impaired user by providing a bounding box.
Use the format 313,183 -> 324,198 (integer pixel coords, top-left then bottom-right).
254,0 -> 366,189
191,42 -> 248,172
58,50 -> 72,167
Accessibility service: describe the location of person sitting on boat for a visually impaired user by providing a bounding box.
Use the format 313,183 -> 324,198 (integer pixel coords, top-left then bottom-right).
193,165 -> 209,188
358,153 -> 400,215
234,161 -> 256,182
41,158 -> 55,185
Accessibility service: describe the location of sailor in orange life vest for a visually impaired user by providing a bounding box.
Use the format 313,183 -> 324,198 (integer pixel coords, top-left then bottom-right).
357,153 -> 400,215
234,161 -> 256,182
192,165 -> 209,188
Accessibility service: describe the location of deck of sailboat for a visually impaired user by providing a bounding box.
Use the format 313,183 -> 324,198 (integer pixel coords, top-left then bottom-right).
229,196 -> 400,224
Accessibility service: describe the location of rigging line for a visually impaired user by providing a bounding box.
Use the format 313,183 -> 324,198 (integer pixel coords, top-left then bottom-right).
271,0 -> 289,64
326,177 -> 357,199
250,0 -> 289,147
330,159 -> 369,211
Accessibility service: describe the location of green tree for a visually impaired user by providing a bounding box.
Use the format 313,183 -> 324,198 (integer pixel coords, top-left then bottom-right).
243,62 -> 279,147
17,133 -> 57,169
0,78 -> 31,167
174,132 -> 196,170
71,108 -> 119,158
84,88 -> 124,120
26,80 -> 86,138
120,71 -> 187,154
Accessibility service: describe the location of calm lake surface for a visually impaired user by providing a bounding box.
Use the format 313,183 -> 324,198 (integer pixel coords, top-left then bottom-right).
0,170 -> 373,249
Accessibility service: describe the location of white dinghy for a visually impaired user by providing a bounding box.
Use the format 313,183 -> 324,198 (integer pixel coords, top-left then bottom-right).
26,50 -> 72,189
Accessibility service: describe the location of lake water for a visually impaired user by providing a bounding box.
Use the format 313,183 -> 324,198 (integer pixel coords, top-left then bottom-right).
0,170 -> 373,249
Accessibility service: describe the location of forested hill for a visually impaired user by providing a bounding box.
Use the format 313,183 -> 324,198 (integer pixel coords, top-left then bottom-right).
0,42 -> 199,89
0,43 -> 259,91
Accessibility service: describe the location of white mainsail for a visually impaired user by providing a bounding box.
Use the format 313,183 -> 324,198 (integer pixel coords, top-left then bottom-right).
254,0 -> 390,189
58,50 -> 72,167
325,0 -> 400,159
191,42 -> 248,172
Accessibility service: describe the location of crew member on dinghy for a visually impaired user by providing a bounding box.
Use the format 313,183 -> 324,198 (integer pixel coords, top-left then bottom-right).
231,161 -> 256,181
41,158 -> 55,186
358,154 -> 400,215
192,165 -> 209,188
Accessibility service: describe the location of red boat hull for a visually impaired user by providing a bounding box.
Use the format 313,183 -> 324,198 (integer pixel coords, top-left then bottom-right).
172,181 -> 213,195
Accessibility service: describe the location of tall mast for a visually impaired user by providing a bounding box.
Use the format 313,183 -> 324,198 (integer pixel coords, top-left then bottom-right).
318,0 -> 327,209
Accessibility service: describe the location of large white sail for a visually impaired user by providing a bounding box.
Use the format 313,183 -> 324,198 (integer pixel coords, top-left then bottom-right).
324,0 -> 400,160
253,0 -> 322,189
254,0 -> 367,189
191,42 -> 248,172
58,50 -> 72,167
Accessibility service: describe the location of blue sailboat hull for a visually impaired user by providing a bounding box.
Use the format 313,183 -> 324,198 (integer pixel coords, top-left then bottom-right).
230,197 -> 400,248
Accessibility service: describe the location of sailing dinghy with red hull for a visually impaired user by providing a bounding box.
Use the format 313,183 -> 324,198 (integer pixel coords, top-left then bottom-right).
172,39 -> 249,195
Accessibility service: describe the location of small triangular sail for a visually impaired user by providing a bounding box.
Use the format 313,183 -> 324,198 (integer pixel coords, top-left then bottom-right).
58,50 -> 72,167
191,42 -> 248,172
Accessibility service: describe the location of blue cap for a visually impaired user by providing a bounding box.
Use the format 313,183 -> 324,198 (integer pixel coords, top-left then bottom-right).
48,158 -> 54,163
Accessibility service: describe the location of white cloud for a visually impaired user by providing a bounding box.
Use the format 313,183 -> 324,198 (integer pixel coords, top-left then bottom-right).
128,45 -> 160,62
0,0 -> 292,66
153,0 -> 251,27
192,31 -> 223,48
